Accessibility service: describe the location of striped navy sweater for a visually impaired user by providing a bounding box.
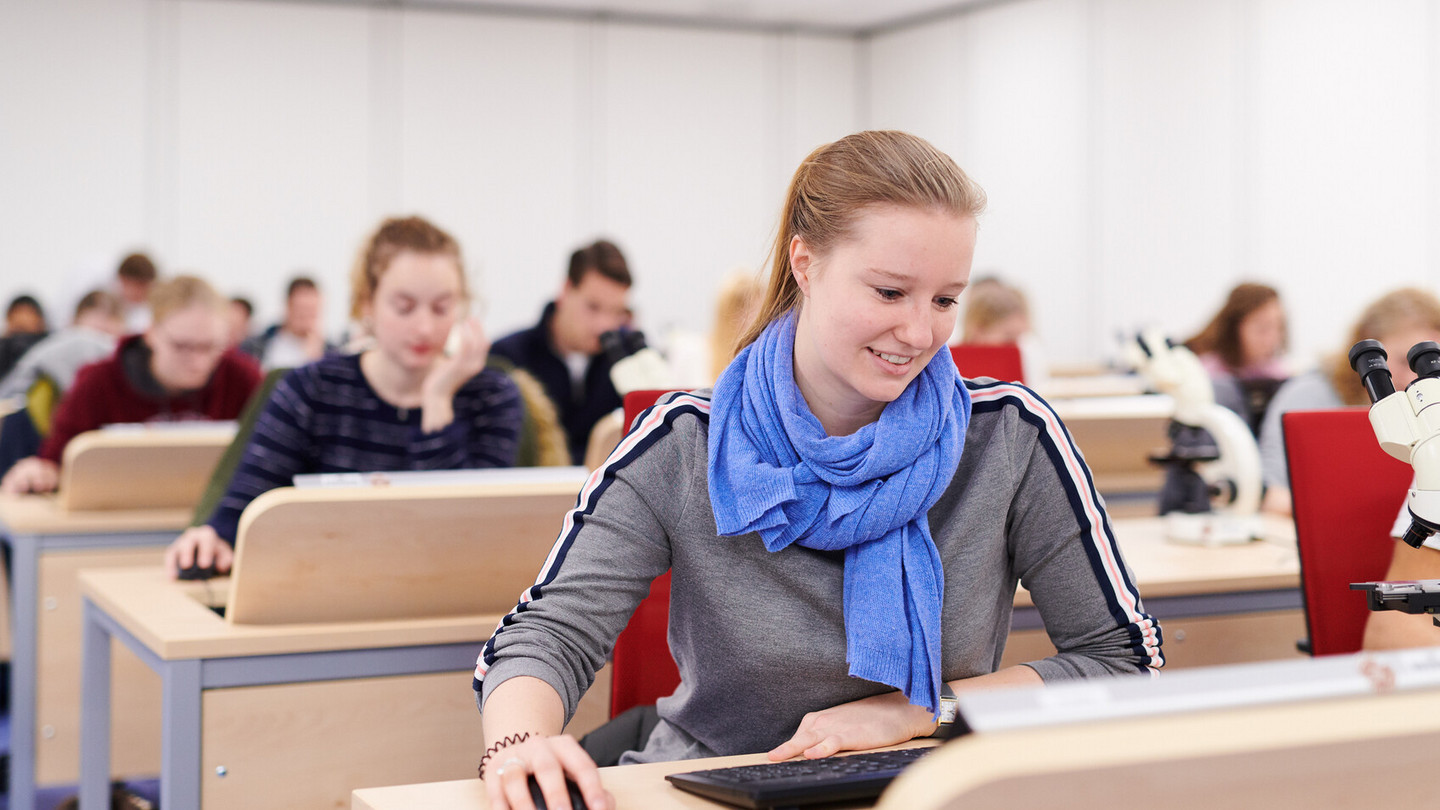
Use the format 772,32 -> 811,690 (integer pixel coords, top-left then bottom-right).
205,353 -> 523,543
475,381 -> 1163,762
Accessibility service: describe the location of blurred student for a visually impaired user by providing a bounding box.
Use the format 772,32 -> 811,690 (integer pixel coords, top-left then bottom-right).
0,276 -> 261,495
708,269 -> 764,382
1258,288 -> 1440,516
115,252 -> 159,332
958,276 -> 1045,387
1185,283 -> 1289,434
5,295 -> 47,336
165,215 -> 523,577
491,239 -> 633,464
239,275 -> 336,370
0,290 -> 126,401
227,296 -> 254,348
0,294 -> 50,380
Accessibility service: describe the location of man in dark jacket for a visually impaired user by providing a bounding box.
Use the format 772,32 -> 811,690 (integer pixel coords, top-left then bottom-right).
491,240 -> 633,464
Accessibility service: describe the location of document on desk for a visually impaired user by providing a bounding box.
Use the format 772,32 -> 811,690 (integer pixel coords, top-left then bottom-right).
959,647 -> 1440,732
100,420 -> 238,434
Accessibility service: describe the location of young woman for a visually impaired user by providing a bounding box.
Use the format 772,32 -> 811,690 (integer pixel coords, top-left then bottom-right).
473,132 -> 1162,810
1258,287 -> 1440,516
1185,283 -> 1289,433
164,216 -> 524,576
1,276 -> 261,494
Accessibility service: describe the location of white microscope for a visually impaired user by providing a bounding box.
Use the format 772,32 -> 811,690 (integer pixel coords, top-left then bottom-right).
1129,330 -> 1263,545
1347,339 -> 1440,620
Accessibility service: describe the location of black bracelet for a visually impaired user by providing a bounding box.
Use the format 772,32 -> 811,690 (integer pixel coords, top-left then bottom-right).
477,732 -> 533,779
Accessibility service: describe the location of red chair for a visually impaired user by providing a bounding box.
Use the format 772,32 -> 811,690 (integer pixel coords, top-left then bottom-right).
1284,409 -> 1413,656
609,390 -> 682,717
949,343 -> 1025,384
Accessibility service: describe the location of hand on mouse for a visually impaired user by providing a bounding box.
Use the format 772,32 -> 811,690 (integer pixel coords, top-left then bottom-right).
482,733 -> 610,810
164,525 -> 234,579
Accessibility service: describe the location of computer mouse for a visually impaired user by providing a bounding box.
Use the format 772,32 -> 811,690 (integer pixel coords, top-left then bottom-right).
176,562 -> 220,581
526,773 -> 589,810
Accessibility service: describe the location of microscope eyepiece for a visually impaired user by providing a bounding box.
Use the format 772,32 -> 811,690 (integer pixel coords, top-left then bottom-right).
1407,341 -> 1440,380
1350,339 -> 1396,404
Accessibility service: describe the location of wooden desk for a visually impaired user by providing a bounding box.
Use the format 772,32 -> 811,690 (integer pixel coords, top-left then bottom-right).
78,568 -> 613,810
354,654 -> 1440,810
0,494 -> 184,810
1049,394 -> 1173,499
352,741 -> 938,810
1002,515 -> 1303,671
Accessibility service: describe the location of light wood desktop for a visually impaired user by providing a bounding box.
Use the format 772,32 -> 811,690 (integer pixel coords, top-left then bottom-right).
1001,514 -> 1304,671
877,680 -> 1440,809
355,662 -> 1440,810
352,741 -> 938,810
77,478 -> 611,810
0,423 -> 236,809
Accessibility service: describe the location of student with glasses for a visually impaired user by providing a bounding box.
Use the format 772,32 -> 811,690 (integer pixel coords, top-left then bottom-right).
0,275 -> 262,494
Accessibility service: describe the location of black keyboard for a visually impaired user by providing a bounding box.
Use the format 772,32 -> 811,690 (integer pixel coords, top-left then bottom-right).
664,747 -> 933,809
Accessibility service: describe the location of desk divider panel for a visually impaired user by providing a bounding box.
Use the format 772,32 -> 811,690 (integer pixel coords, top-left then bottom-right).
58,427 -> 234,511
226,481 -> 581,625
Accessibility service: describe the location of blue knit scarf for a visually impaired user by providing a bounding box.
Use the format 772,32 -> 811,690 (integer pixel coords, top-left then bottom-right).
707,311 -> 969,713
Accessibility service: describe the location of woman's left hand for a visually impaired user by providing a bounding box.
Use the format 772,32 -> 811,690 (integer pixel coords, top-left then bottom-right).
420,318 -> 490,433
767,690 -> 934,761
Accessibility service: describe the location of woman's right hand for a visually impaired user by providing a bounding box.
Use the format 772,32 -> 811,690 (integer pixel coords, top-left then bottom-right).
164,525 -> 233,578
483,733 -> 611,810
1,456 -> 60,494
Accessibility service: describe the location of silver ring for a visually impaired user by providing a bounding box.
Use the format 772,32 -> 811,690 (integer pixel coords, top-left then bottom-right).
495,756 -> 527,778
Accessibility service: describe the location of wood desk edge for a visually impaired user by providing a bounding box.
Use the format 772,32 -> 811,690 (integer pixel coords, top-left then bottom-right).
79,567 -> 502,660
351,740 -> 937,810
879,685 -> 1440,808
0,494 -> 194,534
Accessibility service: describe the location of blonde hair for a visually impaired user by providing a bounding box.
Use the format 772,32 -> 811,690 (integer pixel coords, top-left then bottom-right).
1329,287 -> 1440,406
350,216 -> 466,319
961,276 -> 1030,343
711,268 -> 765,378
148,275 -> 224,323
737,131 -> 987,351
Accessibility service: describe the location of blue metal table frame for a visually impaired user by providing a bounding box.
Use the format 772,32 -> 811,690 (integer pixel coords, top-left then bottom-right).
78,597 -> 481,810
0,521 -> 174,810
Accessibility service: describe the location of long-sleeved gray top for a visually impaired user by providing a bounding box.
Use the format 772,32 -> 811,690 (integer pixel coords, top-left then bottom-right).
475,380 -> 1163,762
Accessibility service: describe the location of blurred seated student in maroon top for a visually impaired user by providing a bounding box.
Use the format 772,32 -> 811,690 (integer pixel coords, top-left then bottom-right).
1,275 -> 261,495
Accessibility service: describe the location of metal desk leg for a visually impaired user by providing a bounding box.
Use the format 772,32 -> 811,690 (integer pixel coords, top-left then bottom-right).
79,599 -> 113,810
161,658 -> 203,809
8,533 -> 39,810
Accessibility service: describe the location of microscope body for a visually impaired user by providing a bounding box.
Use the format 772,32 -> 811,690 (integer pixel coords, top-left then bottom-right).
1353,340 -> 1440,546
1128,330 -> 1263,544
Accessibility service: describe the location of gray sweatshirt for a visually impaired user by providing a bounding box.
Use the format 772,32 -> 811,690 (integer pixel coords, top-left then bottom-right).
475,381 -> 1163,761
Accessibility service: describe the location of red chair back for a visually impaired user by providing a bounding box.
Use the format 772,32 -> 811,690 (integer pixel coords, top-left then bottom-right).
1284,409 -> 1412,656
949,343 -> 1025,384
609,390 -> 682,717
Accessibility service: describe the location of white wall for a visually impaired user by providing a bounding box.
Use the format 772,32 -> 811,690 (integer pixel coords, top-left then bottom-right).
867,0 -> 1440,369
7,0 -> 1440,372
0,0 -> 858,343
